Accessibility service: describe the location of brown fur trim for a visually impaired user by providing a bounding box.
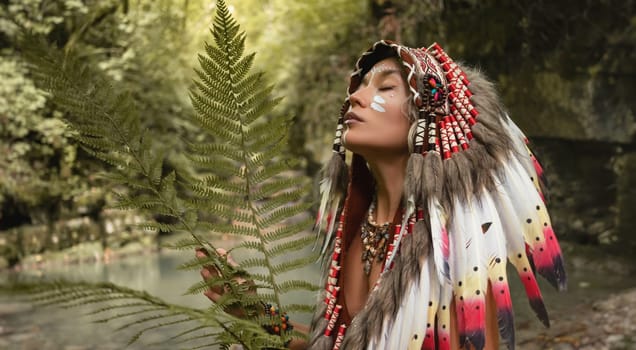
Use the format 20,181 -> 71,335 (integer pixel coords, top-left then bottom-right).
471,123 -> 509,164
325,152 -> 349,197
460,64 -> 505,123
308,303 -> 331,349
442,152 -> 474,210
401,219 -> 430,284
465,141 -> 501,194
310,333 -> 334,350
405,153 -> 424,205
421,152 -> 443,205
340,223 -> 432,349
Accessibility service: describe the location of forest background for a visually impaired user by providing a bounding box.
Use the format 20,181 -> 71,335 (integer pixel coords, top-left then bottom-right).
0,0 -> 635,348
2,0 -> 635,266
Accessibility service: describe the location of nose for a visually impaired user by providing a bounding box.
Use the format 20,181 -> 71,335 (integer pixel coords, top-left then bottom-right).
349,85 -> 370,108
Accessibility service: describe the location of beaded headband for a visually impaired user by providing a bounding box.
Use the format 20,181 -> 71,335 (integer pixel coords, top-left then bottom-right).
334,40 -> 477,160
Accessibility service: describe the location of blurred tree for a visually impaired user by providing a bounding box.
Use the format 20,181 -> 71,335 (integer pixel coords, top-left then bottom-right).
0,0 -> 213,261
0,0 -> 111,253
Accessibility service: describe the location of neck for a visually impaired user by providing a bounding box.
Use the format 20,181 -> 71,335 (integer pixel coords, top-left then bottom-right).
367,153 -> 409,224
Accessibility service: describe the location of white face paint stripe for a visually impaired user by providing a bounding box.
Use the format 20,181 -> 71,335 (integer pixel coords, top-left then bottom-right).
371,102 -> 386,113
371,94 -> 387,112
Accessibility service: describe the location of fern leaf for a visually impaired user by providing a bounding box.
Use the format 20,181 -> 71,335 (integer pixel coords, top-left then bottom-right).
265,235 -> 316,258
275,280 -> 320,294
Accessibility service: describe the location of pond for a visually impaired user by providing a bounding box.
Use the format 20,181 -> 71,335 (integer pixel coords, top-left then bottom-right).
1,239 -> 634,349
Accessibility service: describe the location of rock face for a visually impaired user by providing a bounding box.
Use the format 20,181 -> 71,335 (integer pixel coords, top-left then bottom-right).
529,139 -> 633,251
412,0 -> 636,252
517,288 -> 636,350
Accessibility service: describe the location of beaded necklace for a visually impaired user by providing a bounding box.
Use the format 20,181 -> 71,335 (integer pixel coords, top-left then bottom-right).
360,199 -> 391,275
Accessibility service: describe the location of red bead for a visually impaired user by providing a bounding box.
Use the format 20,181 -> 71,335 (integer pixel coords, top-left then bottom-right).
469,109 -> 479,117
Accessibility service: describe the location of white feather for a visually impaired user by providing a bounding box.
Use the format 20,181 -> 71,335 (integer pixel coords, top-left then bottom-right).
490,173 -> 534,273
429,198 -> 450,283
317,178 -> 331,232
477,191 -> 508,275
385,257 -> 433,349
448,197 -> 488,344
436,280 -> 453,349
502,113 -> 534,175
500,157 -> 546,246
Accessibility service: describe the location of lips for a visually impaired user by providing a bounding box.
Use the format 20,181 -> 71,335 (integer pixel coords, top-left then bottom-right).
344,111 -> 364,124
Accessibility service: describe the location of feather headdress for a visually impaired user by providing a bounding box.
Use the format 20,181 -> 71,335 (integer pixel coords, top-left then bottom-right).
311,40 -> 567,350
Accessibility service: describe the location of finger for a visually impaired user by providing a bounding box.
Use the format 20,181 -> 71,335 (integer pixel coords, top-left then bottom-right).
200,267 -> 215,280
200,269 -> 223,294
214,248 -> 240,268
226,254 -> 238,267
203,289 -> 222,303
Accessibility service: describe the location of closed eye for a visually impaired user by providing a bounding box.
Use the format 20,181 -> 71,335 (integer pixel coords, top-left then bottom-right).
379,86 -> 396,91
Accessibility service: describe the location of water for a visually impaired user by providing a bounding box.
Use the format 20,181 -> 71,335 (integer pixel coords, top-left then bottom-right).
0,241 -> 634,349
0,242 -> 321,350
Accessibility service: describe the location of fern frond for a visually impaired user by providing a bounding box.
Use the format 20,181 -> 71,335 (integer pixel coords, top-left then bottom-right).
263,217 -> 315,243
257,203 -> 311,228
252,178 -> 304,201
265,235 -> 316,258
187,142 -> 245,163
256,187 -> 309,215
13,0 -> 318,348
282,303 -> 316,314
275,280 -> 320,293
126,317 -> 195,346
272,254 -> 320,275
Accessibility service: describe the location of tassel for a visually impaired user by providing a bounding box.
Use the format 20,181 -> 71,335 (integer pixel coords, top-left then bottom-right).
421,151 -> 443,205
404,153 -> 424,206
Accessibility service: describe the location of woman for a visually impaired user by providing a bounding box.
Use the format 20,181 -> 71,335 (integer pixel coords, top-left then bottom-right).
200,40 -> 567,350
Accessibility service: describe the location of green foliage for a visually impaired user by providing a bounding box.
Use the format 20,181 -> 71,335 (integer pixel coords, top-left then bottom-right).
10,0 -> 317,348
0,280 -> 276,349
228,0 -> 372,173
0,0 -> 211,261
0,1 -> 101,234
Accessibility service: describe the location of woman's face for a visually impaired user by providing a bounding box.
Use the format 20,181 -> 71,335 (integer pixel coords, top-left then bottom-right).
343,57 -> 412,157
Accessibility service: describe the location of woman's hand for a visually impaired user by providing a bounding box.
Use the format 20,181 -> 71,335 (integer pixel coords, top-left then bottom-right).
196,248 -> 310,349
196,247 -> 255,318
